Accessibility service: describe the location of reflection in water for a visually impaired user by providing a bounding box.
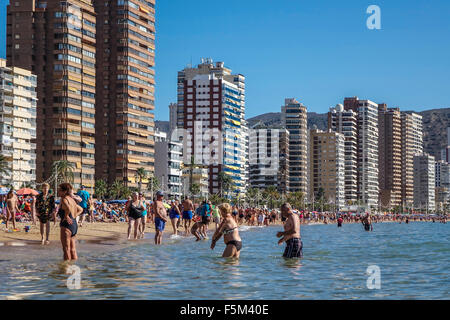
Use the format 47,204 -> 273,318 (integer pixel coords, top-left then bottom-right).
0,223 -> 449,299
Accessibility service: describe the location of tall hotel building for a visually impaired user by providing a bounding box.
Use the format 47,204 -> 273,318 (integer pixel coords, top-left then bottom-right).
342,97 -> 379,209
175,59 -> 247,196
328,104 -> 358,205
249,123 -> 290,193
308,129 -> 345,209
378,104 -> 402,208
281,98 -> 308,193
401,112 -> 423,208
94,0 -> 156,188
413,153 -> 435,211
7,0 -> 97,188
0,60 -> 37,189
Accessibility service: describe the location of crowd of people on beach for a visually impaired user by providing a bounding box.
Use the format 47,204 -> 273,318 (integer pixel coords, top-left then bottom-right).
1,183 -> 448,262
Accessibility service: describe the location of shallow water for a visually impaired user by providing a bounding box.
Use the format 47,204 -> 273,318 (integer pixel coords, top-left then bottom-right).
0,222 -> 449,300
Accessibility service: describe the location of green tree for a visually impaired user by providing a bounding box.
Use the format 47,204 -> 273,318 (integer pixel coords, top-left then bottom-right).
52,160 -> 75,185
146,176 -> 160,199
134,167 -> 148,193
209,193 -> 224,205
186,156 -> 202,192
109,180 -> 124,200
287,191 -> 305,210
245,188 -> 258,207
190,183 -> 201,199
263,186 -> 280,209
218,171 -> 234,198
121,185 -> 133,199
95,179 -> 108,200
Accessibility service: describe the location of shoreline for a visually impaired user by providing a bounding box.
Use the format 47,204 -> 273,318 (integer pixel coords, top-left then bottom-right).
0,218 -> 425,245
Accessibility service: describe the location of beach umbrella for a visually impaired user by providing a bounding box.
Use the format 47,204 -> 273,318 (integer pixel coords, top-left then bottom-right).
16,188 -> 39,196
0,187 -> 9,195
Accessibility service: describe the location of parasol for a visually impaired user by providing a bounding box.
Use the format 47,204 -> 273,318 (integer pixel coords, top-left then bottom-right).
16,188 -> 39,196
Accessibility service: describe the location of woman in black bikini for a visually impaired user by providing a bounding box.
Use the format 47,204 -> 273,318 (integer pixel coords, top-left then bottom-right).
58,183 -> 83,261
211,203 -> 242,259
126,192 -> 145,240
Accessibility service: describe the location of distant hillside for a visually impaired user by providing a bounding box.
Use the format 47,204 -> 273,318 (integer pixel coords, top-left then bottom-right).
247,112 -> 328,131
156,108 -> 450,160
155,120 -> 169,133
418,108 -> 450,160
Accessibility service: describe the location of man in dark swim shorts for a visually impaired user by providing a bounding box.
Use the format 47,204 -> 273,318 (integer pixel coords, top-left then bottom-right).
277,203 -> 303,258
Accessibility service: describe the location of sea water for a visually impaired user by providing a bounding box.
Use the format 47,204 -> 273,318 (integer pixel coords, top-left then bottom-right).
0,222 -> 448,299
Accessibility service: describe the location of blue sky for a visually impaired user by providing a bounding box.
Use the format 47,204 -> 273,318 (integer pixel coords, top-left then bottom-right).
1,0 -> 450,120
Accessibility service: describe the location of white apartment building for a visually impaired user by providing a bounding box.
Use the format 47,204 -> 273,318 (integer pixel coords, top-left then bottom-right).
154,130 -> 183,198
413,154 -> 435,211
176,59 -> 247,196
328,104 -> 358,205
0,59 -> 37,189
401,112 -> 424,207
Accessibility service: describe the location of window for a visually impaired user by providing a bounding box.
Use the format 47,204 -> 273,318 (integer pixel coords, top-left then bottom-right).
15,44 -> 20,49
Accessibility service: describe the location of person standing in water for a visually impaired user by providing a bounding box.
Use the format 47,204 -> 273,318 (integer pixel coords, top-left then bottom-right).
276,203 -> 303,259
361,213 -> 373,231
139,193 -> 148,239
153,191 -> 168,245
169,200 -> 181,236
182,196 -> 194,236
35,183 -> 56,245
126,192 -> 145,240
211,203 -> 242,258
337,216 -> 343,228
58,183 -> 83,261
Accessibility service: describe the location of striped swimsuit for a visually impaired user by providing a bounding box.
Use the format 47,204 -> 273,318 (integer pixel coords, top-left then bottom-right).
283,238 -> 303,258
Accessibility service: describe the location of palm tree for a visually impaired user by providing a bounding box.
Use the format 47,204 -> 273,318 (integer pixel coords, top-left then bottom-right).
186,155 -> 202,192
287,191 -> 305,210
209,193 -> 223,205
0,155 -> 10,176
134,167 -> 148,193
146,176 -> 160,199
109,180 -> 124,200
218,171 -> 233,198
52,160 -> 75,185
263,186 -> 280,209
121,185 -> 133,199
190,183 -> 201,199
95,179 -> 108,200
245,188 -> 258,207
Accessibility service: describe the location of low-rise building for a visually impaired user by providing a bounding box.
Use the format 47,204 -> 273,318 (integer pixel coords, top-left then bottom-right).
154,130 -> 183,198
0,60 -> 37,189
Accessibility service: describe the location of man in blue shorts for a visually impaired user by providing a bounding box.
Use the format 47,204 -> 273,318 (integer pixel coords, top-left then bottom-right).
76,185 -> 90,227
152,191 -> 168,245
182,196 -> 194,236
